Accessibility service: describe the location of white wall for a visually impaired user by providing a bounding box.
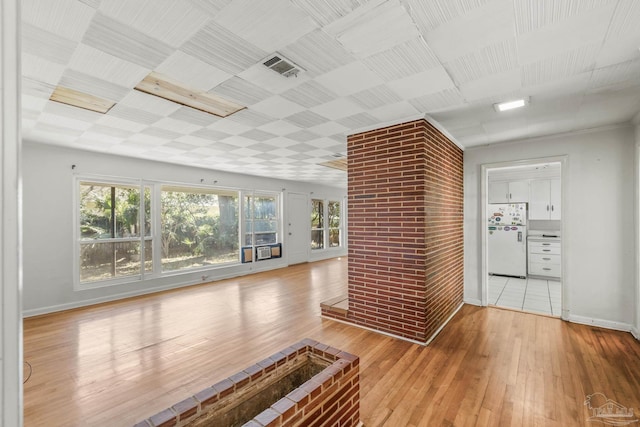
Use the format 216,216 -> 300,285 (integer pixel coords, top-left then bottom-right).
22,141 -> 346,316
464,126 -> 636,330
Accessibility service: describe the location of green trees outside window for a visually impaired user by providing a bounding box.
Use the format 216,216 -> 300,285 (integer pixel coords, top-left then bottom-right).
160,187 -> 239,272
78,179 -> 281,286
79,182 -> 151,283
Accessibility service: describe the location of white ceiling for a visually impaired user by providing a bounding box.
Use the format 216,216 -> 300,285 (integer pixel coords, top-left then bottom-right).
21,0 -> 640,188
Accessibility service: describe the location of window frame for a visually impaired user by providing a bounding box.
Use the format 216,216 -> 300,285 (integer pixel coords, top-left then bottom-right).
242,191 -> 281,249
74,176 -> 151,290
159,184 -> 241,274
74,175 -> 284,288
310,197 -> 344,251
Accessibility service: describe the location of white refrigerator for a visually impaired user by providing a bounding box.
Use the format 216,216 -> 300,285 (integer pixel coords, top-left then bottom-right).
488,203 -> 527,278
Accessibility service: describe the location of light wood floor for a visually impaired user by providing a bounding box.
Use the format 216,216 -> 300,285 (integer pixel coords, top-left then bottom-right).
24,257 -> 640,426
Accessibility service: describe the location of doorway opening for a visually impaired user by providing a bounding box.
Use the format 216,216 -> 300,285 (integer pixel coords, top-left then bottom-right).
482,157 -> 566,318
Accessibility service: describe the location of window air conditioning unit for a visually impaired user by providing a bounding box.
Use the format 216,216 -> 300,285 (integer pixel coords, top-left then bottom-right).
256,246 -> 272,260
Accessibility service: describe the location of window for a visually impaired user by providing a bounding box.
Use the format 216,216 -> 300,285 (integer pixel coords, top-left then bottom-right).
78,181 -> 151,284
244,194 -> 278,246
328,200 -> 342,247
76,177 -> 281,286
311,199 -> 342,250
160,186 -> 239,272
311,199 -> 324,250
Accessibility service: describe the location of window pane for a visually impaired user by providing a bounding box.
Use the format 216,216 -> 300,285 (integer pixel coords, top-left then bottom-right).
328,201 -> 340,228
80,183 -> 142,239
244,194 -> 279,248
329,229 -> 340,247
161,188 -> 239,271
143,239 -> 152,273
80,241 -> 141,282
311,200 -> 323,228
311,230 -> 324,250
144,186 -> 152,237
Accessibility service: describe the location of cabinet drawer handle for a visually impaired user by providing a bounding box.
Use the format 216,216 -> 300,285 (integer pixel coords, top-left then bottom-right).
542,243 -> 550,246
543,268 -> 551,271
542,258 -> 551,260
542,249 -> 551,252
546,204 -> 549,211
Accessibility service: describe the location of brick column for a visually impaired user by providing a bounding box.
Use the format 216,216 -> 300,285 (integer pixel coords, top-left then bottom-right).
345,118 -> 463,343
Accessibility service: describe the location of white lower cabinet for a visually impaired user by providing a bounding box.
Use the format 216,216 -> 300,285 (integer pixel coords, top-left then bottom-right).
528,241 -> 561,278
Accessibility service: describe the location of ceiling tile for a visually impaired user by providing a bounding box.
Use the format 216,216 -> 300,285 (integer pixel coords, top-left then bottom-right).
22,0 -> 95,41
187,0 -> 234,16
96,114 -> 148,133
181,21 -> 268,74
226,109 -> 276,127
363,37 -> 440,82
190,128 -> 231,141
409,88 -> 466,112
284,110 -> 330,127
119,90 -> 182,116
98,0 -> 209,47
336,112 -> 380,128
387,67 -> 456,98
59,68 -> 130,102
22,55 -> 66,87
214,0 -> 317,52
516,3 -> 616,64
82,12 -> 173,69
107,104 -> 163,125
349,85 -> 402,109
405,0 -> 493,33
315,61 -> 384,96
311,98 -> 365,120
152,117 -> 203,134
170,107 -> 221,127
514,0 -> 617,34
286,129 -> 321,142
240,129 -> 278,142
69,44 -> 150,88
22,23 -> 77,66
444,38 -> 518,85
156,51 -> 231,92
325,0 -> 420,57
369,101 -> 419,122
291,0 -> 368,26
207,118 -> 253,135
209,77 -> 273,106
458,69 -> 521,101
422,0 -> 515,63
521,44 -> 598,87
308,121 -> 350,136
250,96 -> 307,119
280,29 -> 355,76
588,59 -> 640,92
280,81 -> 339,108
257,120 -> 303,136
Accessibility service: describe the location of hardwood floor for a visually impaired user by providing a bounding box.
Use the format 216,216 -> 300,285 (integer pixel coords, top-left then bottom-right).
23,257 -> 640,426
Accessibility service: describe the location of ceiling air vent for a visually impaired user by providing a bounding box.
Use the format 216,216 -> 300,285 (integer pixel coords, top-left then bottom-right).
263,54 -> 304,78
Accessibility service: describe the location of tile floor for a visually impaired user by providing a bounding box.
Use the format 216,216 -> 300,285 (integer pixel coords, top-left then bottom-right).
489,275 -> 562,316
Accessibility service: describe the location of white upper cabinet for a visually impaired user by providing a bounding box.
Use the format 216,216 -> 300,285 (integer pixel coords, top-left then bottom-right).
488,180 -> 529,204
529,179 -> 561,219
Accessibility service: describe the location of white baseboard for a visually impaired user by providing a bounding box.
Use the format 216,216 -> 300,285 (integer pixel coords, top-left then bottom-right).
23,260 -> 289,317
322,302 -> 465,346
632,326 -> 640,341
568,314 -> 633,334
463,298 -> 483,306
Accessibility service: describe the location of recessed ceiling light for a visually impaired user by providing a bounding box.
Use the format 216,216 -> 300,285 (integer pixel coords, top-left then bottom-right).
494,98 -> 529,112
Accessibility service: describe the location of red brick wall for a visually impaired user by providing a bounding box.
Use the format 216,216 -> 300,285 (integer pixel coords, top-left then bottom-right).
345,118 -> 463,343
134,339 -> 360,427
